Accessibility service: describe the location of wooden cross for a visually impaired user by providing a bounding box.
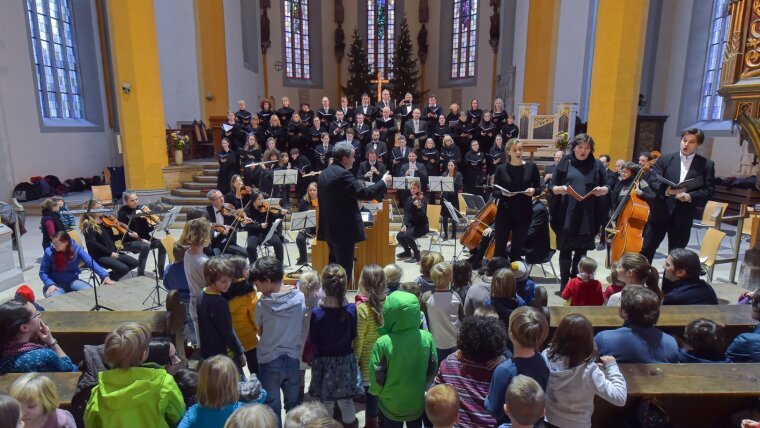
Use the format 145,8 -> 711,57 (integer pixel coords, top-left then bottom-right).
370,71 -> 389,102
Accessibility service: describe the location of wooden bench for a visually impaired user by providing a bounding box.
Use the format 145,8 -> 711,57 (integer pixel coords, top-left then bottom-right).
593,363 -> 760,427
43,290 -> 186,364
549,305 -> 755,342
0,372 -> 80,410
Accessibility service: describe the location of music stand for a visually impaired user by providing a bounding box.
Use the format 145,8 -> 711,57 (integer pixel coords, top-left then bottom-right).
428,176 -> 454,193
141,207 -> 177,310
442,200 -> 468,260
273,170 -> 298,186
461,193 -> 486,214
392,177 -> 418,190
289,211 -> 316,272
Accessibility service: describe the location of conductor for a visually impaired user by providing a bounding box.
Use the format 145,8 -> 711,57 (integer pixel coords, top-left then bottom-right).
318,141 -> 392,284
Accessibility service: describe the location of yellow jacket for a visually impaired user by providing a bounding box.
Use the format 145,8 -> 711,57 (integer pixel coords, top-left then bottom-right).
353,301 -> 382,381
228,291 -> 259,352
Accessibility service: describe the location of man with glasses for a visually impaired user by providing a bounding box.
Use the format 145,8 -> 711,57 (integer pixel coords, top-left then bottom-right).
204,190 -> 248,258
117,191 -> 168,278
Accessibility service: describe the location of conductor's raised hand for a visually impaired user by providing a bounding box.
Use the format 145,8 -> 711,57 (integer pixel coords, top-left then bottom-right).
382,171 -> 393,187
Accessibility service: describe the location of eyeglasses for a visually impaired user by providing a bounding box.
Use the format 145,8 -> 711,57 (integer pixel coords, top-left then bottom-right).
30,311 -> 41,320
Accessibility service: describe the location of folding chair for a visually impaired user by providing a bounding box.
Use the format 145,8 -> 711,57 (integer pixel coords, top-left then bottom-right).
699,228 -> 726,281
527,228 -> 560,285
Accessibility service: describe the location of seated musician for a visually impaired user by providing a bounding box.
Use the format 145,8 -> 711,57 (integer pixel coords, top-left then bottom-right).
204,189 -> 248,260
290,147 -> 313,199
250,148 -> 279,196
80,205 -> 139,281
396,179 -> 429,263
295,182 -> 318,265
248,190 -> 287,263
117,191 -> 167,278
39,231 -> 115,298
466,221 -> 496,269
357,149 -> 387,183
611,162 -> 655,210
398,150 -> 428,208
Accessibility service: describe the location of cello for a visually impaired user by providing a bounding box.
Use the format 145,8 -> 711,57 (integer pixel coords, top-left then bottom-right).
605,151 -> 660,267
460,199 -> 497,250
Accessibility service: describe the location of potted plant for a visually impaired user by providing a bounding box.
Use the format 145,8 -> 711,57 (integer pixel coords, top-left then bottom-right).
554,131 -> 570,152
170,132 -> 190,165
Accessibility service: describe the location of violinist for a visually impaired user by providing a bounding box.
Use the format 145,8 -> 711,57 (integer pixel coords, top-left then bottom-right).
250,148 -> 280,196
357,149 -> 387,183
395,179 -> 429,263
235,100 -> 253,133
492,139 -> 541,262
216,138 -> 239,195
420,138 -> 440,176
440,160 -> 464,241
276,96 -> 295,127
205,189 -> 248,259
313,132 -> 333,171
249,190 -> 287,262
399,150 -> 429,206
225,175 -> 253,211
264,115 -> 287,152
295,182 -> 318,265
80,206 -> 139,280
117,191 -> 167,278
463,140 -> 486,194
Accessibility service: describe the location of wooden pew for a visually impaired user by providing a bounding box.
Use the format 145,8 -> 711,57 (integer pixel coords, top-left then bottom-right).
549,305 -> 755,342
593,363 -> 760,428
0,372 -> 80,410
43,290 -> 186,364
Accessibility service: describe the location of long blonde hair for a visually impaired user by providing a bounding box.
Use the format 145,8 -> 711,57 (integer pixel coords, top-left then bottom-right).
179,218 -> 211,248
359,264 -> 386,325
197,355 -> 239,409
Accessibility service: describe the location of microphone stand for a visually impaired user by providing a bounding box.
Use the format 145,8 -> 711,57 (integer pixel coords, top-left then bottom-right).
138,208 -> 167,310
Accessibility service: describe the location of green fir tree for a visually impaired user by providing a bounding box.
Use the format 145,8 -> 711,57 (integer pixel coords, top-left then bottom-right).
389,15 -> 420,101
343,28 -> 374,105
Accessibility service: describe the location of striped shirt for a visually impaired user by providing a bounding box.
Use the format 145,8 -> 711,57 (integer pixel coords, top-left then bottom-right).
434,352 -> 502,428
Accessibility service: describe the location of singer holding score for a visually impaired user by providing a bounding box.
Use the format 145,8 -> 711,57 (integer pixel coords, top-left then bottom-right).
492,139 -> 541,262
547,134 -> 609,290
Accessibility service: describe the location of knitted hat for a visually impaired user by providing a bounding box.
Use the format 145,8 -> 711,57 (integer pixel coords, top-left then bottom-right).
511,261 -> 528,282
15,285 -> 36,303
238,376 -> 263,402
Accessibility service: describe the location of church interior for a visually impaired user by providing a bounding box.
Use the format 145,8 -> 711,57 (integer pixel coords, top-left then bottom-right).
1,0 -> 760,427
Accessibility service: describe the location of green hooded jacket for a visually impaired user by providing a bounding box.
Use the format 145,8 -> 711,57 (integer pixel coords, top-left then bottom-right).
369,291 -> 437,421
84,367 -> 186,428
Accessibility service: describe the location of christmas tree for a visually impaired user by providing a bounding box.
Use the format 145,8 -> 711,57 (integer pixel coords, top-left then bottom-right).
389,15 -> 420,101
343,28 -> 374,105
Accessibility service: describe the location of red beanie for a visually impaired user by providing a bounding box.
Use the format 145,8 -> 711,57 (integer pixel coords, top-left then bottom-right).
15,285 -> 36,303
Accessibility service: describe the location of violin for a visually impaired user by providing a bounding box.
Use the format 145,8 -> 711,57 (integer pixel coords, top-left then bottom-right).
310,199 -> 318,208
139,206 -> 160,227
240,186 -> 253,197
257,201 -> 284,215
101,215 -> 128,235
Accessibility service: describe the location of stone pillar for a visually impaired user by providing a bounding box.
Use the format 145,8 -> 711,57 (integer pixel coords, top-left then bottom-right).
522,0 -> 560,114
195,0 -> 230,122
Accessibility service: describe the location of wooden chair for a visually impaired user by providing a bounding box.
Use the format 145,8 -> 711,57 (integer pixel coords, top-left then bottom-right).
425,203 -> 451,252
699,227 -> 726,281
527,228 -> 559,285
91,185 -> 114,206
692,201 -> 728,244
162,234 -> 177,264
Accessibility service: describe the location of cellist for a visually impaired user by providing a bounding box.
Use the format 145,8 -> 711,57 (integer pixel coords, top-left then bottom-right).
611,163 -> 655,210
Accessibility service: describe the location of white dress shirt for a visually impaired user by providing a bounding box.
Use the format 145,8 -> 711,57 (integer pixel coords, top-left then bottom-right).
679,152 -> 695,183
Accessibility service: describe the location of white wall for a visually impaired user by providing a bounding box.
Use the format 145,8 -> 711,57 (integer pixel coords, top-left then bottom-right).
154,0 -> 201,127
0,0 -> 115,201
224,0 -> 264,108
553,0 -> 594,116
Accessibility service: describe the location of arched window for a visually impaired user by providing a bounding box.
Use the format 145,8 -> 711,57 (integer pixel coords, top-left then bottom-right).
283,0 -> 311,80
451,0 -> 478,79
26,0 -> 83,119
699,0 -> 729,121
367,0 -> 396,78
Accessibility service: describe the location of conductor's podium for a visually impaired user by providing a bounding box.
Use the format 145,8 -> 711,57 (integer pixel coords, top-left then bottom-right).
312,199 -> 395,288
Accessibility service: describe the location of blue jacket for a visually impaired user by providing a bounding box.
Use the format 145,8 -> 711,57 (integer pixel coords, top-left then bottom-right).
517,278 -> 536,305
662,278 -> 718,305
676,348 -> 728,363
726,324 -> 760,362
594,323 -> 679,363
178,392 -> 267,428
39,241 -> 109,293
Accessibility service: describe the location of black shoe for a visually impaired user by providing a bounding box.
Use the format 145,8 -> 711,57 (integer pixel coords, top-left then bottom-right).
441,234 -> 448,241
397,251 -> 412,258
295,258 -> 306,265
405,256 -> 420,263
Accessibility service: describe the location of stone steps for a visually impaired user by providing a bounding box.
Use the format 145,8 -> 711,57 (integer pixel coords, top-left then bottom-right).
172,188 -> 208,198
194,175 -> 218,183
183,182 -> 215,190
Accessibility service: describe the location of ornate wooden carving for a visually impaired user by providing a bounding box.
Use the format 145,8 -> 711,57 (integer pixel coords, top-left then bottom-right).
334,0 -> 346,63
417,25 -> 428,64
260,0 -> 271,53
419,0 -> 429,23
489,0 -> 501,53
742,0 -> 760,78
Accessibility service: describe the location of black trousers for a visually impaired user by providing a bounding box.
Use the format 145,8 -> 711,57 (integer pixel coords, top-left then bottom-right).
96,254 -> 139,281
396,226 -> 427,257
122,239 -> 167,277
244,348 -> 259,375
559,249 -> 587,291
296,231 -> 311,262
495,208 -> 531,262
328,242 -> 356,286
214,243 -> 247,259
247,233 -> 284,263
641,216 -> 692,263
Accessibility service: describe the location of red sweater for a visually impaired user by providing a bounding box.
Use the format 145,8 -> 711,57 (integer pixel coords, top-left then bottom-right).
603,284 -> 624,302
561,278 -> 604,306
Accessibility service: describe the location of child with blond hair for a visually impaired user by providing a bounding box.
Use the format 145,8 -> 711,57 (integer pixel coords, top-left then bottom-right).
421,262 -> 464,363
416,251 -> 444,294
180,218 -> 212,347
383,263 -> 403,295
425,384 -> 459,428
9,372 -> 76,427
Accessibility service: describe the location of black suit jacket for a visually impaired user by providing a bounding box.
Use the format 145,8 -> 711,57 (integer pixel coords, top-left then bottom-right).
317,164 -> 387,244
648,152 -> 715,223
205,205 -> 237,248
357,161 -> 387,183
365,141 -> 389,164
524,200 -> 551,264
423,105 -> 444,123
403,120 -> 429,141
375,117 -> 398,144
357,105 -> 378,121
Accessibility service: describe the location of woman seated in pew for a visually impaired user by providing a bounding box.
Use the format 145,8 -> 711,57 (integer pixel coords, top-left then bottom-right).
0,297 -> 76,373
662,248 -> 718,305
677,318 -> 728,363
80,208 -> 139,281
606,252 -> 661,307
39,231 -> 116,298
9,372 -> 76,428
726,288 -> 760,362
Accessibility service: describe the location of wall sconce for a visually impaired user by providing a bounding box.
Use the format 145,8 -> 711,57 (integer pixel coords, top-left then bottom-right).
206,92 -> 214,101
121,82 -> 131,94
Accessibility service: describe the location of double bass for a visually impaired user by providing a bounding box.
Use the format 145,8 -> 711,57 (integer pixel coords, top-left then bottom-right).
605,151 -> 660,267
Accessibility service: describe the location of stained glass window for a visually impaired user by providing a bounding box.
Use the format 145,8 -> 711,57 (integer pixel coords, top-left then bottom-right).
26,0 -> 83,119
451,0 -> 478,79
699,0 -> 729,121
283,0 -> 311,80
367,0 -> 396,79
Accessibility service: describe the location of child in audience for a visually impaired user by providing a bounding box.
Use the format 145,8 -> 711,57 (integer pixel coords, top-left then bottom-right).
222,256 -> 260,375
677,318 -> 728,363
417,251 -> 444,294
174,368 -> 199,408
561,257 -> 603,306
501,375 -> 545,428
0,395 -> 23,428
511,261 -> 536,305
85,322 -> 186,427
370,290 -> 437,427
603,270 -> 624,305
727,288 -> 760,362
464,257 -> 511,316
421,262 -> 464,363
224,403 -> 278,428
485,306 -> 549,425
197,257 -> 245,368
451,259 -> 473,302
296,270 -> 320,401
308,264 -> 362,427
284,402 -> 331,428
425,384 -> 460,428
543,314 -> 627,427
180,218 -> 212,348
251,257 -> 306,427
383,263 -> 403,295
9,372 -> 76,427
179,355 -> 266,428
595,286 -> 679,363
353,264 -> 386,428
399,282 -> 429,330
487,268 -> 526,330
607,252 -> 661,307
164,243 -> 196,346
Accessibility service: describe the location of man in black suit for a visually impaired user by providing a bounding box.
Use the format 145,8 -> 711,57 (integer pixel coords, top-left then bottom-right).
403,108 -> 428,148
366,129 -> 389,165
376,89 -> 396,114
375,107 -> 398,146
204,190 -> 248,259
329,110 -> 349,143
423,95 -> 443,124
397,92 -> 416,131
318,141 -> 392,284
357,93 -> 378,122
317,96 -> 336,126
641,128 -> 715,262
313,132 -> 333,171
357,149 -> 387,183
390,136 -> 411,176
354,113 -> 372,146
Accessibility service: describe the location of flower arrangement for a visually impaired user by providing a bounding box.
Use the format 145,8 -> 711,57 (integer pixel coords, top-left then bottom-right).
554,131 -> 570,151
171,132 -> 190,150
